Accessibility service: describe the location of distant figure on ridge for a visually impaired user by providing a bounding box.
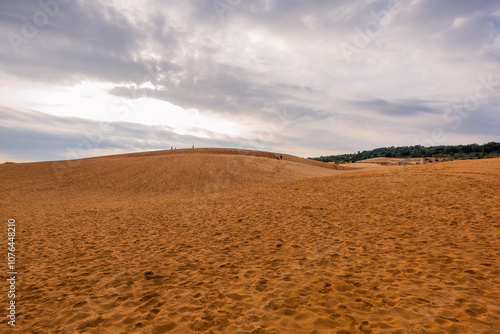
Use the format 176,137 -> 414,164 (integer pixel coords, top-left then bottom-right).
280,155 -> 283,160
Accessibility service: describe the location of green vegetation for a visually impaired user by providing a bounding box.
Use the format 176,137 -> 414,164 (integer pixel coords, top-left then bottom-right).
309,142 -> 500,163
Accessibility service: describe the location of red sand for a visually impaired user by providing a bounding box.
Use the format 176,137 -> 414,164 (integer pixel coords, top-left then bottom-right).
0,149 -> 499,333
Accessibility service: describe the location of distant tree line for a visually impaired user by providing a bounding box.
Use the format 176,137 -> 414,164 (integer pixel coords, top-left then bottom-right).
309,142 -> 500,163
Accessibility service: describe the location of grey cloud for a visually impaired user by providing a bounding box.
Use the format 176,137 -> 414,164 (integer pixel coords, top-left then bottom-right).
108,63 -> 330,123
385,0 -> 499,57
0,0 -> 150,83
441,97 -> 500,137
351,98 -> 441,116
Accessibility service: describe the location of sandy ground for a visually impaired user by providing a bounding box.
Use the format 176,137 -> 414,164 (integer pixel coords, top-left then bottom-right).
0,149 -> 499,333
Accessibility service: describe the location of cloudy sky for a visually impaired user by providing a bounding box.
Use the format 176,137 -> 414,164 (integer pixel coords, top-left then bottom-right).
1,0 -> 499,162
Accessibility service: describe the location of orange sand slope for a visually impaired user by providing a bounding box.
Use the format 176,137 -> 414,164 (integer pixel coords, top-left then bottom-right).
1,148 -> 346,204
0,150 -> 499,333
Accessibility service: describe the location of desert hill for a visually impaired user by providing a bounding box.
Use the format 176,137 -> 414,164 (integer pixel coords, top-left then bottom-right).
0,152 -> 499,333
0,148 -> 347,206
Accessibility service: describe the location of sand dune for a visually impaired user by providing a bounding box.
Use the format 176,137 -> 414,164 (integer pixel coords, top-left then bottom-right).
2,149 -> 345,205
0,150 -> 499,333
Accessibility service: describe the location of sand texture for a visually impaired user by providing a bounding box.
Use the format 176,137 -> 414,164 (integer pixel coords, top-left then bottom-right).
0,149 -> 499,333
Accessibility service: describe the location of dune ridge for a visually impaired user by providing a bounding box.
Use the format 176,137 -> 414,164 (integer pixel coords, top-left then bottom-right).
1,149 -> 346,206
97,148 -> 345,168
